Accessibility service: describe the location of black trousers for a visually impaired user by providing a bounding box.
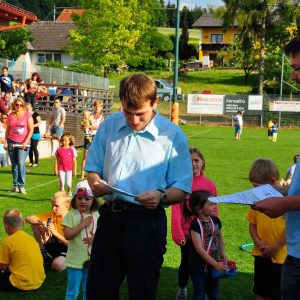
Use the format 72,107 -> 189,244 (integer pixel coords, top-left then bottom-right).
29,139 -> 39,164
178,238 -> 191,288
87,204 -> 167,300
0,271 -> 21,292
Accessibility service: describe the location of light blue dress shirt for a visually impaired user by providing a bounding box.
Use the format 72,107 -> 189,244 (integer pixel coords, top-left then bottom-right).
85,111 -> 192,204
286,155 -> 300,258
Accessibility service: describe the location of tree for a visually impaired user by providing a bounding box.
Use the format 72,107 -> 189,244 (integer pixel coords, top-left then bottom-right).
166,1 -> 176,27
218,34 -> 260,84
221,0 -> 300,94
67,0 -> 151,76
0,25 -> 32,60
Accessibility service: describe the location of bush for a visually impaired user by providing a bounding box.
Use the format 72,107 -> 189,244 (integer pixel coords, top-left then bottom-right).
127,56 -> 167,71
44,61 -> 64,69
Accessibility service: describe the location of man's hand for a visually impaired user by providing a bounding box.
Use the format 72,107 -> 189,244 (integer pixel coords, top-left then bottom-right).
87,173 -> 112,197
135,190 -> 161,209
252,197 -> 286,218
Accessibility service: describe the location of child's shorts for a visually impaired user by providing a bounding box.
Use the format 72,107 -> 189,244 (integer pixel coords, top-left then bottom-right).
45,236 -> 68,258
253,256 -> 282,299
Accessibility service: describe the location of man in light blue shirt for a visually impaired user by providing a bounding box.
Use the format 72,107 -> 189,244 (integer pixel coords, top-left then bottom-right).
85,74 -> 192,300
253,35 -> 300,300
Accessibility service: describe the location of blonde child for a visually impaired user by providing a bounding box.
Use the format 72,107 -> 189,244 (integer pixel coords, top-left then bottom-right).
25,191 -> 71,271
62,180 -> 99,300
0,209 -> 45,291
55,133 -> 77,196
246,158 -> 286,300
80,110 -> 92,180
188,190 -> 227,300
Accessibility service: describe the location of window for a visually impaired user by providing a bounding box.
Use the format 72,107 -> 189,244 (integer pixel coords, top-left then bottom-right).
38,53 -> 46,64
37,53 -> 62,64
54,53 -> 61,62
211,34 -> 224,43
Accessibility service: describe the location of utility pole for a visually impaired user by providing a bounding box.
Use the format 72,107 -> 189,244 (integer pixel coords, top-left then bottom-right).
171,0 -> 180,124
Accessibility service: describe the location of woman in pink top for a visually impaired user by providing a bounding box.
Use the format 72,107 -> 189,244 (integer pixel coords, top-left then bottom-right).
172,147 -> 218,300
4,97 -> 33,194
55,133 -> 77,196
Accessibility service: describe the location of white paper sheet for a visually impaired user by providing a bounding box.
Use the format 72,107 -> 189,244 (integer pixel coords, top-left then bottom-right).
209,184 -> 283,205
96,180 -> 137,197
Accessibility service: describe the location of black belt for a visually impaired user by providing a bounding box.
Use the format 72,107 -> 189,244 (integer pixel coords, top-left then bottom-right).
107,200 -> 146,213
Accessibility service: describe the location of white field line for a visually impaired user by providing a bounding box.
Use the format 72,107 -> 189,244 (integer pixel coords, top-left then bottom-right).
187,128 -> 212,138
0,178 -> 58,198
26,178 -> 58,191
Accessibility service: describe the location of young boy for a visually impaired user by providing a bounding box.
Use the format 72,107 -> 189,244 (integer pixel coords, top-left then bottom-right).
246,158 -> 286,300
0,209 -> 45,291
25,191 -> 70,271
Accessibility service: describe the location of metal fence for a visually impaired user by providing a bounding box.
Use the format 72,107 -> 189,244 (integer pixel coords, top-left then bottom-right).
0,58 -> 109,89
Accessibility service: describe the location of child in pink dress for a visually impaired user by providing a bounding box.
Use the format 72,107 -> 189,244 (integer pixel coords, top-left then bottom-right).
55,133 -> 77,196
172,148 -> 218,300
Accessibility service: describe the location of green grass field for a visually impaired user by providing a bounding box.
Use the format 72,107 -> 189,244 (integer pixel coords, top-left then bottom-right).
157,27 -> 200,46
0,125 -> 299,299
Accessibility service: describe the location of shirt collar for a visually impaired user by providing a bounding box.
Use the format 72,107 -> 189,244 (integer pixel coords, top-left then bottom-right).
117,110 -> 160,139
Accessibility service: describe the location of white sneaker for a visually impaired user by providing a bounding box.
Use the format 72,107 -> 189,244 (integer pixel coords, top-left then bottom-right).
9,187 -> 19,193
19,187 -> 27,194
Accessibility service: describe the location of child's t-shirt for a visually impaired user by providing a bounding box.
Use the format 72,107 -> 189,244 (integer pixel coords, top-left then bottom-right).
56,147 -> 75,172
62,209 -> 99,269
37,211 -> 65,237
246,208 -> 286,264
0,230 -> 45,290
271,125 -> 278,133
189,216 -> 222,266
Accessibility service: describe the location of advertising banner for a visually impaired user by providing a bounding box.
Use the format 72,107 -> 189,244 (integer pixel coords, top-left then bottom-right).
270,101 -> 300,112
224,95 -> 248,114
187,94 -> 224,115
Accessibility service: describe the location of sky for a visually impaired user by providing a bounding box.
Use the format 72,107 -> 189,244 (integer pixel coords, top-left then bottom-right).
169,0 -> 224,9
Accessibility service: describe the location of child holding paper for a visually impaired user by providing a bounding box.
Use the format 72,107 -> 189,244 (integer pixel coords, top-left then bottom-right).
246,158 -> 286,300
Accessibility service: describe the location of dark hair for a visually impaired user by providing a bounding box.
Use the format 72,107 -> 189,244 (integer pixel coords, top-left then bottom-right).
284,36 -> 300,57
189,147 -> 205,171
2,66 -> 8,71
119,74 -> 157,109
70,195 -> 99,212
31,72 -> 41,83
294,154 -> 299,164
182,190 -> 211,219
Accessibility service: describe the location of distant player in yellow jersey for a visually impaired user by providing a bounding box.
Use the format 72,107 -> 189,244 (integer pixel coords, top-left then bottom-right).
267,119 -> 274,140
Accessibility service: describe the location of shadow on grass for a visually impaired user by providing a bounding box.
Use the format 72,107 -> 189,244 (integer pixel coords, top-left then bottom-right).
0,192 -> 50,202
0,266 -> 254,300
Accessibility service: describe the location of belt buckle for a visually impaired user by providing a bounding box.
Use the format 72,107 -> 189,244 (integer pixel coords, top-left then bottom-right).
111,201 -> 123,213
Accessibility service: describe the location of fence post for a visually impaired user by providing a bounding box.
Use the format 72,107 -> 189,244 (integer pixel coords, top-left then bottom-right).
23,62 -> 27,81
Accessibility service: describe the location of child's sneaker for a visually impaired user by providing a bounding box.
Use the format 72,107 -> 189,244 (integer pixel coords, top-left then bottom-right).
175,287 -> 187,300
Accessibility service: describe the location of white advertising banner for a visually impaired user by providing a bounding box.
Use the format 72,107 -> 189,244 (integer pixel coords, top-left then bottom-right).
187,94 -> 224,115
269,101 -> 300,112
248,95 -> 263,110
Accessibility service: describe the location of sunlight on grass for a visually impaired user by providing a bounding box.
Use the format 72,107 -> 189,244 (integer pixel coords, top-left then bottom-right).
1,126 -> 298,299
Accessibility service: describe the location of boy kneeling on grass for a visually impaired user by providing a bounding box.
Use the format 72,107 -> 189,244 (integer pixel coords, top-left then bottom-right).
246,159 -> 286,300
25,191 -> 70,271
0,209 -> 45,292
